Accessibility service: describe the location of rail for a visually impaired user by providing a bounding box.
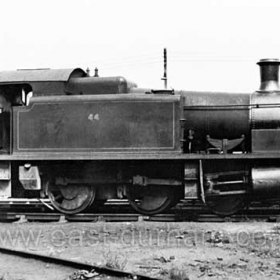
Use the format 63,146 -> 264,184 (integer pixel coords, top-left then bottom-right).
0,246 -> 161,280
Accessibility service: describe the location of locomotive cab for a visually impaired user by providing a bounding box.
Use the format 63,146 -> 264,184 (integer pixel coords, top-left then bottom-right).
0,83 -> 33,154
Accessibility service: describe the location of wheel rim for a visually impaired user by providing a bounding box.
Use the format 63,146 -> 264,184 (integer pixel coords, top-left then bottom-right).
127,185 -> 174,215
47,184 -> 95,214
205,194 -> 248,216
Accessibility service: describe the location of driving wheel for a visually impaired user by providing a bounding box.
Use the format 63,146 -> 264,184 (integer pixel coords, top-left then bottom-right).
205,193 -> 248,216
127,185 -> 174,215
47,184 -> 95,214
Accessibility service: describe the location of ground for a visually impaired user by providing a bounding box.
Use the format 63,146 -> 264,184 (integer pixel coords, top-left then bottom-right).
0,220 -> 280,279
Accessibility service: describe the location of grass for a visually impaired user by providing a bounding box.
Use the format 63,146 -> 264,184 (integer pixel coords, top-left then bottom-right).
103,251 -> 128,270
169,267 -> 189,280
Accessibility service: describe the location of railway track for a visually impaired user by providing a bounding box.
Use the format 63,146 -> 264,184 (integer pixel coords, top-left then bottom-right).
0,198 -> 279,222
0,246 -> 160,280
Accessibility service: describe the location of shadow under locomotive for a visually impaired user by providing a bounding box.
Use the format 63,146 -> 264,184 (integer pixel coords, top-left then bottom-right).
0,60 -> 279,217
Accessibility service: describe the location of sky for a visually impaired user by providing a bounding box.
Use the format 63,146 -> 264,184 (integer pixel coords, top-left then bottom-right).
0,0 -> 280,92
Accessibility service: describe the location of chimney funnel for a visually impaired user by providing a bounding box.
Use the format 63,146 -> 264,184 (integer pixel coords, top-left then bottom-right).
257,58 -> 280,92
94,67 -> 99,77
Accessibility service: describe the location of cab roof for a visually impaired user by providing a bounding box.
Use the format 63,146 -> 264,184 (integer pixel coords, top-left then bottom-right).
0,68 -> 86,84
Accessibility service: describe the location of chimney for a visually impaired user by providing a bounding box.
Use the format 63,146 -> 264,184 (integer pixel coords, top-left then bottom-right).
257,58 -> 280,92
94,67 -> 99,77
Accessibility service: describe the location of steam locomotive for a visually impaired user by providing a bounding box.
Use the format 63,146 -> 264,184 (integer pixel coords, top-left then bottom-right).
0,58 -> 279,216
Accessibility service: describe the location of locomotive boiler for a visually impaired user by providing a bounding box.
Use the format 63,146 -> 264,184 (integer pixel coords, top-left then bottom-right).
0,59 -> 279,216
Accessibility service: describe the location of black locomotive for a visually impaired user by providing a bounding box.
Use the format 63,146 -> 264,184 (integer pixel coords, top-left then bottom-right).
0,59 -> 279,216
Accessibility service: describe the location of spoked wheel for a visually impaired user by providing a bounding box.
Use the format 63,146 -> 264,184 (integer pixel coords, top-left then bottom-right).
47,184 -> 95,214
205,194 -> 248,216
127,185 -> 174,215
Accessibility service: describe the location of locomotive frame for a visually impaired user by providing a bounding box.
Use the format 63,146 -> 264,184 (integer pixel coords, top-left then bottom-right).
0,59 -> 279,216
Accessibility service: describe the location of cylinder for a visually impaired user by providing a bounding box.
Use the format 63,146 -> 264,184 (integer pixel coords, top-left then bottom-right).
252,167 -> 280,197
